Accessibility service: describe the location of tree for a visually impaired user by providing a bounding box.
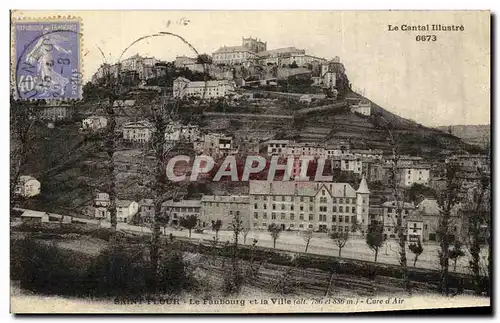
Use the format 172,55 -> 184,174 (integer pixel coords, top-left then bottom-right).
242,227 -> 250,245
366,221 -> 384,262
180,214 -> 198,238
382,122 -> 411,294
351,218 -> 362,234
301,230 -> 313,253
449,240 -> 465,272
330,231 -> 349,257
196,54 -> 213,65
436,161 -> 461,296
466,173 -> 490,295
409,239 -> 424,267
157,213 -> 170,235
268,223 -> 283,249
212,219 -> 222,240
224,212 -> 244,295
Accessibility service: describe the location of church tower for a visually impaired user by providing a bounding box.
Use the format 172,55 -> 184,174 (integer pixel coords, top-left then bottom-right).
356,175 -> 370,234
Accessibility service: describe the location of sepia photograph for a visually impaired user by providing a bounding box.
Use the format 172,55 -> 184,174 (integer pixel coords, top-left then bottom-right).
9,9 -> 491,314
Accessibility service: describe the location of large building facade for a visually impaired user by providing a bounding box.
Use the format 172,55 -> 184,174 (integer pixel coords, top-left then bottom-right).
248,178 -> 370,232
173,77 -> 235,99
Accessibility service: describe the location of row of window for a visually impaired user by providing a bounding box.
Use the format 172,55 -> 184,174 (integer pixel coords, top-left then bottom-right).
253,195 -> 357,204
252,223 -> 351,232
254,203 -> 357,213
253,212 -> 356,223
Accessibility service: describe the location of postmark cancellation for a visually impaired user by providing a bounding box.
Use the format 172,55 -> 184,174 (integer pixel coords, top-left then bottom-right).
11,16 -> 83,101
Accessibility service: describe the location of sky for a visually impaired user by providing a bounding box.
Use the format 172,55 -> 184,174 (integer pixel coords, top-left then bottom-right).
12,10 -> 490,127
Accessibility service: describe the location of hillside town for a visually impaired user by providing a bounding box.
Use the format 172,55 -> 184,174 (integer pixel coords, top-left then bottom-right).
12,34 -> 491,300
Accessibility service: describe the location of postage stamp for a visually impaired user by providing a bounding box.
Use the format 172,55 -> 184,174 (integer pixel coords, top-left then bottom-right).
11,17 -> 82,100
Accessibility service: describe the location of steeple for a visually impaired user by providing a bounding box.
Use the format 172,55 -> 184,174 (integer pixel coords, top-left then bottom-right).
357,175 -> 370,194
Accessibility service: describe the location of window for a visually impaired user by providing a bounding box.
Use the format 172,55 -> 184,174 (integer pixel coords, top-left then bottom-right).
263,204 -> 267,209
272,204 -> 276,210
254,212 -> 258,219
263,213 -> 268,219
339,206 -> 343,213
290,214 -> 295,221
262,223 -> 267,227
299,214 -> 304,220
281,213 -> 285,220
352,207 -> 356,213
345,226 -> 349,232
272,212 -> 276,220
322,190 -> 326,196
290,205 -> 294,211
300,197 -> 304,202
332,215 -> 336,222
272,196 -> 276,201
310,197 -> 313,202
281,196 -> 285,202
309,214 -> 313,221
308,224 -> 313,229
424,224 -> 428,229
339,216 -> 343,223
331,225 -> 337,231
320,206 -> 327,212
300,205 -> 304,211
345,216 -> 350,223
254,203 -> 258,209
253,222 -> 258,227
290,224 -> 295,228
309,205 -> 313,211
351,216 -> 356,223
229,210 -> 233,215
332,205 -> 337,212
299,224 -> 304,228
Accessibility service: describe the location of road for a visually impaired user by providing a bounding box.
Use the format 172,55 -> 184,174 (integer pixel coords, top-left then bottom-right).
15,208 -> 488,274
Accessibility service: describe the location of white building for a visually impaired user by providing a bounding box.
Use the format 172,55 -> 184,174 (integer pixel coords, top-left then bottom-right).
340,155 -> 363,174
400,165 -> 430,187
194,133 -> 236,157
212,45 -> 257,66
266,140 -> 291,156
113,100 -> 135,107
175,55 -> 197,67
15,175 -> 41,198
95,199 -> 139,223
81,116 -> 107,132
122,120 -> 154,143
380,201 -> 416,240
165,122 -> 201,143
173,77 -> 235,99
200,195 -> 250,229
352,149 -> 383,160
350,102 -> 371,116
320,60 -> 339,89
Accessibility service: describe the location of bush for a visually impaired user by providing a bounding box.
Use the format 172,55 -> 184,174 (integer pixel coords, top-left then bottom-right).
11,236 -> 198,298
85,244 -> 149,297
11,237 -> 92,296
157,252 -> 196,295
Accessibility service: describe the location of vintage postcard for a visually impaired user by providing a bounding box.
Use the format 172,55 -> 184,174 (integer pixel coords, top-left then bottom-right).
9,10 -> 491,314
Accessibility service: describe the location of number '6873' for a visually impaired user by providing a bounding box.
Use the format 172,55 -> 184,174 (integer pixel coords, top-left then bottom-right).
416,35 -> 437,41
